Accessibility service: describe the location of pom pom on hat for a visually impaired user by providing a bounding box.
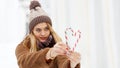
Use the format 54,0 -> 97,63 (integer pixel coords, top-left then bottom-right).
29,0 -> 41,10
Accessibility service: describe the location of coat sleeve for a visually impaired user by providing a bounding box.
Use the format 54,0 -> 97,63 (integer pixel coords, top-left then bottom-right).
15,43 -> 50,67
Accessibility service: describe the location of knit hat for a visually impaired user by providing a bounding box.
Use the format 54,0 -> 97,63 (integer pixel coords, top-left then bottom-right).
29,0 -> 52,33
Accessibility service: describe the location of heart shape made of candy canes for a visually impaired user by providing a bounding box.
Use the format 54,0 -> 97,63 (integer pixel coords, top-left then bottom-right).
65,28 -> 81,51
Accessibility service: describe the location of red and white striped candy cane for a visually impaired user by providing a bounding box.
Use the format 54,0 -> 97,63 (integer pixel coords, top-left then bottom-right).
65,28 -> 81,51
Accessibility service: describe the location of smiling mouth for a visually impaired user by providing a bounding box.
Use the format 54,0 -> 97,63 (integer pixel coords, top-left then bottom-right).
40,37 -> 47,39
39,37 -> 47,41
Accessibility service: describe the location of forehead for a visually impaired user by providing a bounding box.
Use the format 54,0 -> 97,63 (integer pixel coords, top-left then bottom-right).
34,22 -> 48,28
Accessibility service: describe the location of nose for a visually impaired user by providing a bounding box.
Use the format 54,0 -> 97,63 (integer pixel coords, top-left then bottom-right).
40,30 -> 45,36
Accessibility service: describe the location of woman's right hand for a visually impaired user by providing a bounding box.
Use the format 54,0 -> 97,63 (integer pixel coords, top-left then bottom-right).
46,42 -> 69,60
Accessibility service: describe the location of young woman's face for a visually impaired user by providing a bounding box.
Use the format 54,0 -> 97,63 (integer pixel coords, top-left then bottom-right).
33,22 -> 50,42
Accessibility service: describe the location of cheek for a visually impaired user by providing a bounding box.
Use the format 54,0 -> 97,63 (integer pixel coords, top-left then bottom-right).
34,34 -> 40,38
33,31 -> 40,38
46,31 -> 51,36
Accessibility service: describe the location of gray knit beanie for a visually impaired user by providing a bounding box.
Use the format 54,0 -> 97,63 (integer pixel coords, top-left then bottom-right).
29,1 -> 52,33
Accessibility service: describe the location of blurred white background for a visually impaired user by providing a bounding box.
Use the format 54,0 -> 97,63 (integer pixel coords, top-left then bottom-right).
0,0 -> 120,68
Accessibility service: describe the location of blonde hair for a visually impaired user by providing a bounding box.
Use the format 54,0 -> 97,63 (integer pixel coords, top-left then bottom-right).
47,24 -> 62,42
23,23 -> 62,53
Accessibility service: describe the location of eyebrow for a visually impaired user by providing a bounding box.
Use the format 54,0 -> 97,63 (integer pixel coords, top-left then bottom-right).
35,26 -> 48,29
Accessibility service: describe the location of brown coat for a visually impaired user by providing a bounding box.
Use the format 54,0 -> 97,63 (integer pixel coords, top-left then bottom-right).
15,39 -> 80,68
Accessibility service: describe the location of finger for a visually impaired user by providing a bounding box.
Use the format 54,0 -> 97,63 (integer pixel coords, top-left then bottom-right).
54,47 -> 67,54
54,44 -> 69,51
69,55 -> 80,63
69,52 -> 81,59
73,52 -> 81,59
54,42 -> 71,51
57,42 -> 68,47
69,56 -> 77,62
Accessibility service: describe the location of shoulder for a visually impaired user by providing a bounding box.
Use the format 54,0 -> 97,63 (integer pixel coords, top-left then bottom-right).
15,37 -> 30,53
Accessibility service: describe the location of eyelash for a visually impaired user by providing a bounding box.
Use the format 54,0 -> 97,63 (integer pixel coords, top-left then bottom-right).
45,28 -> 49,31
36,28 -> 49,32
36,29 -> 41,32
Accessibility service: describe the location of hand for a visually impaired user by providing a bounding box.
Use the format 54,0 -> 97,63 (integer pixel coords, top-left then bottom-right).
46,42 -> 70,60
67,51 -> 81,68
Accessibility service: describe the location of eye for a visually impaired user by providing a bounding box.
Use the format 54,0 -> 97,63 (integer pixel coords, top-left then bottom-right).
36,28 -> 41,32
44,27 -> 49,31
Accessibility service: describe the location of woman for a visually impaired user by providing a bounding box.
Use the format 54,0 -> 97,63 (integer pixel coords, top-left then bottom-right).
15,0 -> 80,68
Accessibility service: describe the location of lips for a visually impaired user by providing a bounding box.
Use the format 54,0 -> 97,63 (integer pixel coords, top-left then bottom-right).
39,37 -> 47,42
40,37 -> 47,40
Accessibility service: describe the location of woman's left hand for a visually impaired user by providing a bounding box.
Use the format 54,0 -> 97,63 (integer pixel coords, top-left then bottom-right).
67,51 -> 81,68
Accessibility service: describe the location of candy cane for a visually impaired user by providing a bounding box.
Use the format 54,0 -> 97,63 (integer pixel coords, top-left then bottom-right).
65,27 -> 81,51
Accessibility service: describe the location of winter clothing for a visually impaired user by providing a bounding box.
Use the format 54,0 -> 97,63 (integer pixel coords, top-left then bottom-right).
36,35 -> 55,50
15,1 -> 80,68
15,36 -> 80,68
29,0 -> 52,33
